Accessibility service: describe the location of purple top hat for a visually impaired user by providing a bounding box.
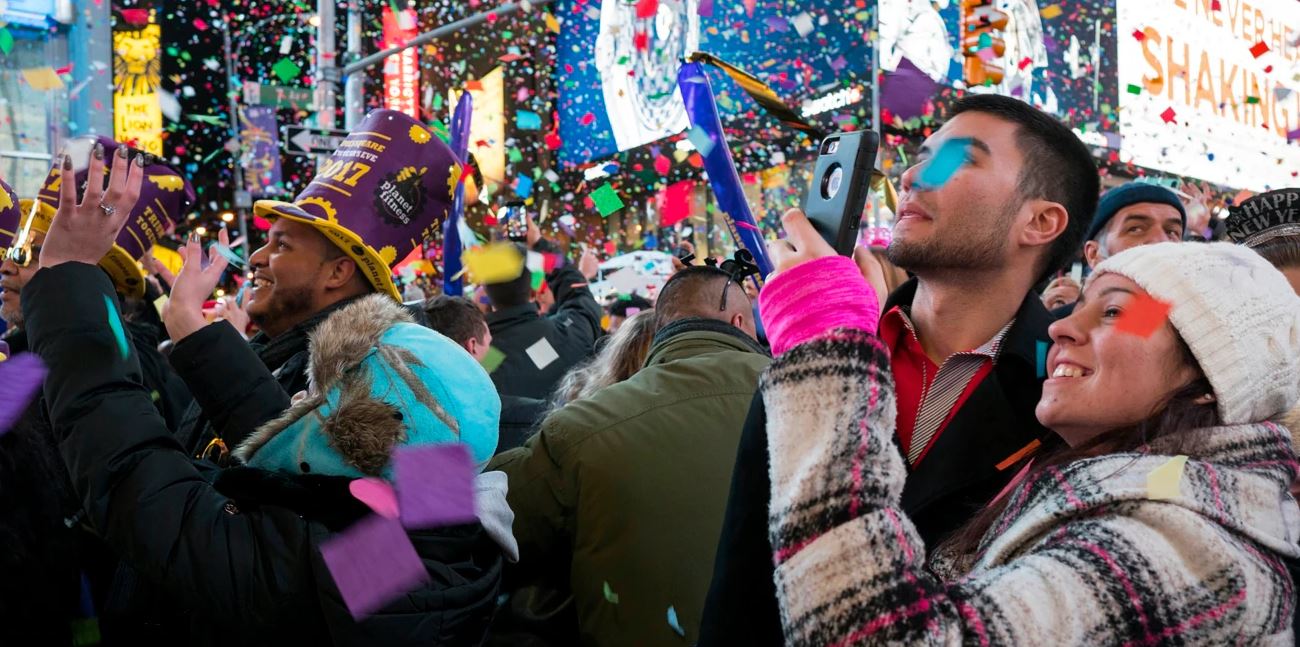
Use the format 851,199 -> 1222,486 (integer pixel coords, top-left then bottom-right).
253,109 -> 460,300
35,136 -> 195,298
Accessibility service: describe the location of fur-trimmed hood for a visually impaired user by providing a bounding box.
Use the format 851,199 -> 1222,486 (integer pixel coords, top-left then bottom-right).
234,295 -> 500,478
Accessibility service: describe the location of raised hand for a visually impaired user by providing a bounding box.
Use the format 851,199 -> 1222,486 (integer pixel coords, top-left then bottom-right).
769,208 -> 887,305
578,243 -> 600,280
163,227 -> 231,343
38,144 -> 144,269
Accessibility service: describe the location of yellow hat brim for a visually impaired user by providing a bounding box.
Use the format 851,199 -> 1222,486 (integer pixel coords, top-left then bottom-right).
253,200 -> 401,301
98,244 -> 147,299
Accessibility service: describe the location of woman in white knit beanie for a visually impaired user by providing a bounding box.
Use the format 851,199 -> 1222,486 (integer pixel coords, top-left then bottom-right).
757,210 -> 1300,646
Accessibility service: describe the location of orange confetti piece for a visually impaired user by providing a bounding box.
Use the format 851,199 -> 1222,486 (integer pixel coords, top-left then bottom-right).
1115,293 -> 1172,338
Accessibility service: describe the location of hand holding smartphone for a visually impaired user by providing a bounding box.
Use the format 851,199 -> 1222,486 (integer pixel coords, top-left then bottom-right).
802,131 -> 880,256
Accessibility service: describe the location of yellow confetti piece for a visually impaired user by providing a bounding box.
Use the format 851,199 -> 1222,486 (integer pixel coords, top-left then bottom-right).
544,11 -> 560,33
462,243 -> 525,285
1039,4 -> 1063,18
21,66 -> 64,91
1146,455 -> 1188,500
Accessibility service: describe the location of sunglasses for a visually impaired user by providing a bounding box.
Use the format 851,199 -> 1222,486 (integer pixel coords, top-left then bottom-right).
3,198 -> 48,268
2,243 -> 40,268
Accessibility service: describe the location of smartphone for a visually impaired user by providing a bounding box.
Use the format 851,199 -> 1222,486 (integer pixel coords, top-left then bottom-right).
803,130 -> 879,256
503,201 -> 527,242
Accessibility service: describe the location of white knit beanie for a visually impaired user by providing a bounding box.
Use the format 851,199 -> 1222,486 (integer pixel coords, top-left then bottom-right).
1092,242 -> 1300,425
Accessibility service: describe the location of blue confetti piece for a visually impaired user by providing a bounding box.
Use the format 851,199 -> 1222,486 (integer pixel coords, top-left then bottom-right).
103,294 -> 129,360
667,605 -> 685,637
687,124 -> 715,157
515,175 -> 534,200
515,110 -> 542,130
1036,340 -> 1049,379
916,138 -> 971,190
234,282 -> 247,307
213,243 -> 247,269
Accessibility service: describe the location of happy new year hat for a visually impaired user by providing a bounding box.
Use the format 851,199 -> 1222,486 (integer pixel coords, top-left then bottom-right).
35,136 -> 195,298
253,109 -> 461,301
1223,188 -> 1300,248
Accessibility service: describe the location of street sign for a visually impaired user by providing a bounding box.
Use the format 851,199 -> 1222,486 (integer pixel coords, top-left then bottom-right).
243,81 -> 316,110
283,125 -> 349,157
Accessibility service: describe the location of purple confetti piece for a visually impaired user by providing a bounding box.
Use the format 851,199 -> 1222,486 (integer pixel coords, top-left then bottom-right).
319,514 -> 431,620
394,444 -> 478,530
0,354 -> 47,437
698,0 -> 713,16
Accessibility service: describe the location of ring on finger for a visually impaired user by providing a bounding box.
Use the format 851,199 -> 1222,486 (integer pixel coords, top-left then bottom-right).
98,203 -> 117,217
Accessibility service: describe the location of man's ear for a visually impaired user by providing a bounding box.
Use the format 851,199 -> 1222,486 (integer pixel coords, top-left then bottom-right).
1020,200 -> 1070,252
323,256 -> 361,290
1082,239 -> 1101,269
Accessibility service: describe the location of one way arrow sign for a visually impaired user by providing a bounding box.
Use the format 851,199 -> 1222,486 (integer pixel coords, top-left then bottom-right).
284,125 -> 349,156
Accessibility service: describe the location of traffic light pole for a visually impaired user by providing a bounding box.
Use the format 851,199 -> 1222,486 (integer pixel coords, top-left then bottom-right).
221,18 -> 250,259
340,0 -> 555,128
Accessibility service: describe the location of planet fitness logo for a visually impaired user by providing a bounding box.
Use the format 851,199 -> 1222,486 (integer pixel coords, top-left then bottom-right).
373,166 -> 427,228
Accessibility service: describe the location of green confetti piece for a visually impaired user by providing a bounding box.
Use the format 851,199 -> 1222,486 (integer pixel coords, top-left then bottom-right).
590,183 -> 625,217
1246,96 -> 1260,104
530,270 -> 545,291
104,294 -> 129,360
480,346 -> 506,373
603,581 -> 620,604
1126,84 -> 1142,95
271,57 -> 302,84
0,29 -> 13,55
71,617 -> 100,647
150,390 -> 161,402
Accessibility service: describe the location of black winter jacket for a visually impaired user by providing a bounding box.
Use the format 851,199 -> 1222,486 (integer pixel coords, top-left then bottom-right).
170,296 -> 359,459
486,266 -> 601,400
24,264 -> 503,646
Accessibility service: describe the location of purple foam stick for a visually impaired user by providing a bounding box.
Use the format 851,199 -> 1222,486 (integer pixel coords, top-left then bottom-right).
0,353 -> 47,437
393,444 -> 477,530
319,514 -> 431,620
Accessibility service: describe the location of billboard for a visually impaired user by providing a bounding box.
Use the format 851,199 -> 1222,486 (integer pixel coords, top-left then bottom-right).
113,16 -> 163,156
556,0 -> 874,166
877,0 -> 1118,127
382,5 -> 421,119
1117,0 -> 1299,191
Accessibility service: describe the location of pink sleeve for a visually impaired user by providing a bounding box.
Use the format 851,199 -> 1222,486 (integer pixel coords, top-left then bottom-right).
758,256 -> 880,356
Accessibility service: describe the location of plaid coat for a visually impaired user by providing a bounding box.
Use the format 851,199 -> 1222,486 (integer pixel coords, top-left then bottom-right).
764,327 -> 1300,646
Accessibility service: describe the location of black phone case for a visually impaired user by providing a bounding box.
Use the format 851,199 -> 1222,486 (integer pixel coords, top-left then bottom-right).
802,130 -> 880,256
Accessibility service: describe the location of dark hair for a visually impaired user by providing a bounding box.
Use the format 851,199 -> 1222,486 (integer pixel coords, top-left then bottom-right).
610,294 -> 653,318
421,295 -> 487,346
654,266 -> 739,328
950,94 -> 1099,282
482,243 -> 532,308
939,335 -> 1218,571
1253,239 -> 1300,272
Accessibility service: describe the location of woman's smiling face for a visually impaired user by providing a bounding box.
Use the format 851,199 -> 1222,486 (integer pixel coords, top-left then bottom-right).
1036,272 -> 1200,447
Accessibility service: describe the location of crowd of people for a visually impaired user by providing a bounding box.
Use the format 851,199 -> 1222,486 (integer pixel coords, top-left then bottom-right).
2,96 -> 1300,646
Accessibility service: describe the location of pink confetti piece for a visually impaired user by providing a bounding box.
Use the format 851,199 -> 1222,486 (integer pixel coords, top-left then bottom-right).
393,444 -> 477,530
0,354 -> 46,436
320,515 -> 430,620
349,478 -> 399,520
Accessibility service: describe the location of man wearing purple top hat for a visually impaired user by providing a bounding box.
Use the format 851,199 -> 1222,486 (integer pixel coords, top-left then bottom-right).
164,110 -> 469,462
3,137 -> 194,430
